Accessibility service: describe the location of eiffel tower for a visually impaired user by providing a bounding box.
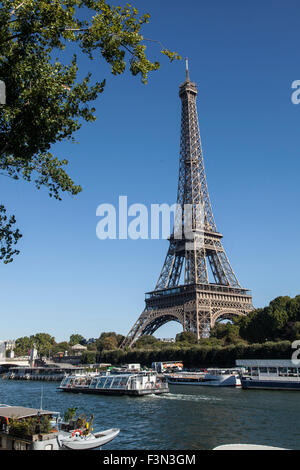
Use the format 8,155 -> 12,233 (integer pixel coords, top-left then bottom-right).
121,61 -> 253,348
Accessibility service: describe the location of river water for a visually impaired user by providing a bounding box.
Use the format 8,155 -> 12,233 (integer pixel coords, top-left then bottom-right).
0,379 -> 299,450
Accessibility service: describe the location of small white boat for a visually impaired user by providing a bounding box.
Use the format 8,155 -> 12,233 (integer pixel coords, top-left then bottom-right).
213,444 -> 288,450
57,428 -> 120,450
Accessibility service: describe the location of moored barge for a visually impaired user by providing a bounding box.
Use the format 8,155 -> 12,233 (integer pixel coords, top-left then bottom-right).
2,366 -> 86,381
237,359 -> 300,390
165,369 -> 242,387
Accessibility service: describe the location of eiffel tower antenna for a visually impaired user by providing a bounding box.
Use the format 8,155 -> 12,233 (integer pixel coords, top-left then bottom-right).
121,64 -> 253,348
185,57 -> 190,81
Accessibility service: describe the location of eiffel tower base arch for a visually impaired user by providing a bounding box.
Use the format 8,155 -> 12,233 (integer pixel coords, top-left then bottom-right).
121,284 -> 253,348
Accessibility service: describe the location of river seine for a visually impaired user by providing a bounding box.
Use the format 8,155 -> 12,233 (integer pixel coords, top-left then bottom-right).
0,379 -> 299,450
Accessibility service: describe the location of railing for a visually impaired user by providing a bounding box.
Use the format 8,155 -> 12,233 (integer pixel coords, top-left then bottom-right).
146,283 -> 251,299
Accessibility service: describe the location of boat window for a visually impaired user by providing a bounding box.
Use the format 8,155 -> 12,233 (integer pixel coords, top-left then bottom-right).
267,367 -> 277,374
96,377 -> 107,388
90,379 -> 97,388
128,377 -> 135,389
288,368 -> 298,376
278,367 -> 287,377
259,367 -> 268,374
103,377 -> 114,389
13,440 -> 27,450
61,377 -> 71,387
111,377 -> 122,388
251,367 -> 258,376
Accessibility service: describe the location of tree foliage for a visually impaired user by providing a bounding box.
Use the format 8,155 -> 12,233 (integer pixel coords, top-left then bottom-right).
237,296 -> 298,343
210,295 -> 300,344
0,204 -> 22,263
210,322 -> 244,345
96,331 -> 124,351
81,350 -> 96,363
14,332 -> 55,356
135,334 -> 160,349
51,341 -> 70,355
175,331 -> 197,345
69,333 -> 85,346
0,0 -> 180,262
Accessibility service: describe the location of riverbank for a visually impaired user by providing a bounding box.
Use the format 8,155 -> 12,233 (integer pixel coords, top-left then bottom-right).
98,341 -> 292,368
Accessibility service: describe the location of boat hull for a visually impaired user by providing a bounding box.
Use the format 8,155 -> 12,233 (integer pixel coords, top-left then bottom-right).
58,428 -> 120,450
241,378 -> 300,391
168,380 -> 240,387
213,444 -> 288,450
166,374 -> 241,387
58,387 -> 169,396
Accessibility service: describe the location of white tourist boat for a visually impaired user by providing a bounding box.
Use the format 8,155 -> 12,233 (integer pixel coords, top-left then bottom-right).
165,369 -> 241,387
59,371 -> 169,396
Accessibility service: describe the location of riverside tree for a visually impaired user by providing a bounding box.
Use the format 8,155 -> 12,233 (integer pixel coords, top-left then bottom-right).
14,332 -> 55,356
0,0 -> 180,263
69,333 -> 85,346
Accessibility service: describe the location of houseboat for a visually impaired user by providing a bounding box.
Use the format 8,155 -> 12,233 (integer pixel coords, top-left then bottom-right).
236,359 -> 300,390
0,405 -> 120,450
165,369 -> 241,387
58,371 -> 169,396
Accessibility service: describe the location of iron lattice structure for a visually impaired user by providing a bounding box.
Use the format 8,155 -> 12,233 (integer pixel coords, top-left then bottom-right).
121,63 -> 253,348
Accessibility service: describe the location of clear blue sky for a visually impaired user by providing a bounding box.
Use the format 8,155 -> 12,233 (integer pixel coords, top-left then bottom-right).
1,0 -> 300,342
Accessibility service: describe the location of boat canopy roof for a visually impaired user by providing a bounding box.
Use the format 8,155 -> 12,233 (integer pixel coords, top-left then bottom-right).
0,406 -> 57,419
236,359 -> 300,368
95,372 -> 153,378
